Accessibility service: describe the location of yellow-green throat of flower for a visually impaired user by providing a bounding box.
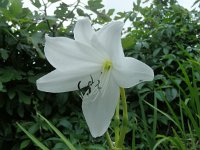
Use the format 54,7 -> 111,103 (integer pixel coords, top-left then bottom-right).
102,60 -> 112,72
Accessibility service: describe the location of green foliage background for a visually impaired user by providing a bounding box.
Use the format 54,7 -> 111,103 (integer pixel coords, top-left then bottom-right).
0,0 -> 199,149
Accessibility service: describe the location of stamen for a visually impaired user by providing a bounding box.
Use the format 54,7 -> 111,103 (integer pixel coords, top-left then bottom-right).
82,79 -> 102,104
77,74 -> 101,101
78,81 -> 82,91
95,80 -> 101,89
87,82 -> 92,95
77,81 -> 83,98
99,70 -> 111,97
80,70 -> 111,104
90,75 -> 94,84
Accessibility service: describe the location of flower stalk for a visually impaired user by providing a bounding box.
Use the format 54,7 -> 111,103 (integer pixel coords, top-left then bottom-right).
106,131 -> 113,149
116,87 -> 128,147
114,98 -> 120,143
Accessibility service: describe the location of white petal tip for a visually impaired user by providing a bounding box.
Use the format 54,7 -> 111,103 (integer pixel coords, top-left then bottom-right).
89,127 -> 107,138
148,68 -> 154,80
36,79 -> 46,92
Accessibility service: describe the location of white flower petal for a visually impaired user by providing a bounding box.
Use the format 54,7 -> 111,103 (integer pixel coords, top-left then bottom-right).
82,77 -> 119,137
92,21 -> 124,62
37,68 -> 101,93
74,18 -> 95,44
44,36 -> 104,70
112,57 -> 154,88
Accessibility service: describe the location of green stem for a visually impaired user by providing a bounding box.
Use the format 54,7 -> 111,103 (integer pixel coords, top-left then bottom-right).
106,131 -> 113,149
114,98 -> 120,144
116,88 -> 128,147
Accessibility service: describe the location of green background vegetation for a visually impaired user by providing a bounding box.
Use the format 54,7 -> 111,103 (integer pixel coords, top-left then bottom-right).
0,0 -> 199,149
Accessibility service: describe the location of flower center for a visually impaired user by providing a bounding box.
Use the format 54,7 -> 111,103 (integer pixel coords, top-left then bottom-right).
102,60 -> 112,72
79,60 -> 112,104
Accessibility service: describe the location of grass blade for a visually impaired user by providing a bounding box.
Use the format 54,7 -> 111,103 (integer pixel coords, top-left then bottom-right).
16,122 -> 49,150
181,101 -> 200,139
153,136 -> 169,150
188,122 -> 197,150
144,100 -> 182,132
172,128 -> 187,150
37,113 -> 76,150
152,90 -> 157,137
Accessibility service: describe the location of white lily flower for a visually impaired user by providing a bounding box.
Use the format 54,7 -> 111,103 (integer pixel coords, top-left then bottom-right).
36,18 -> 154,138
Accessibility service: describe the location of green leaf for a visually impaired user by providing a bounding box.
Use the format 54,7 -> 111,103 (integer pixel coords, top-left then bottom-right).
56,93 -> 69,105
17,104 -> 25,117
0,0 -> 9,8
30,0 -> 41,8
122,36 -> 135,49
17,91 -> 31,105
20,140 -> 30,149
54,3 -> 69,19
165,88 -> 177,102
9,0 -> 22,17
8,89 -> 16,99
77,8 -> 85,16
53,143 -> 67,149
30,32 -> 45,59
192,0 -> 200,7
0,48 -> 9,60
29,124 -> 39,134
153,48 -> 161,57
134,42 -> 142,51
31,32 -> 44,46
58,119 -> 72,129
87,0 -> 104,10
137,0 -> 141,5
142,41 -> 149,49
163,47 -> 169,55
155,90 -> 165,101
107,9 -> 115,16
0,82 -> 3,91
0,67 -> 23,83
49,0 -> 60,3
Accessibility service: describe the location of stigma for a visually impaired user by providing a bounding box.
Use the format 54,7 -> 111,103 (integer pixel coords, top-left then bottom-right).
102,60 -> 112,72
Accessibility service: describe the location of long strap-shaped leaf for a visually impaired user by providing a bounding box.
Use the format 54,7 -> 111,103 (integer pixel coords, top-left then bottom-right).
16,122 -> 49,150
37,113 -> 76,150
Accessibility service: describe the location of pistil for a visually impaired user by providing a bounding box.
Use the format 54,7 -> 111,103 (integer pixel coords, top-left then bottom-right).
103,60 -> 112,72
